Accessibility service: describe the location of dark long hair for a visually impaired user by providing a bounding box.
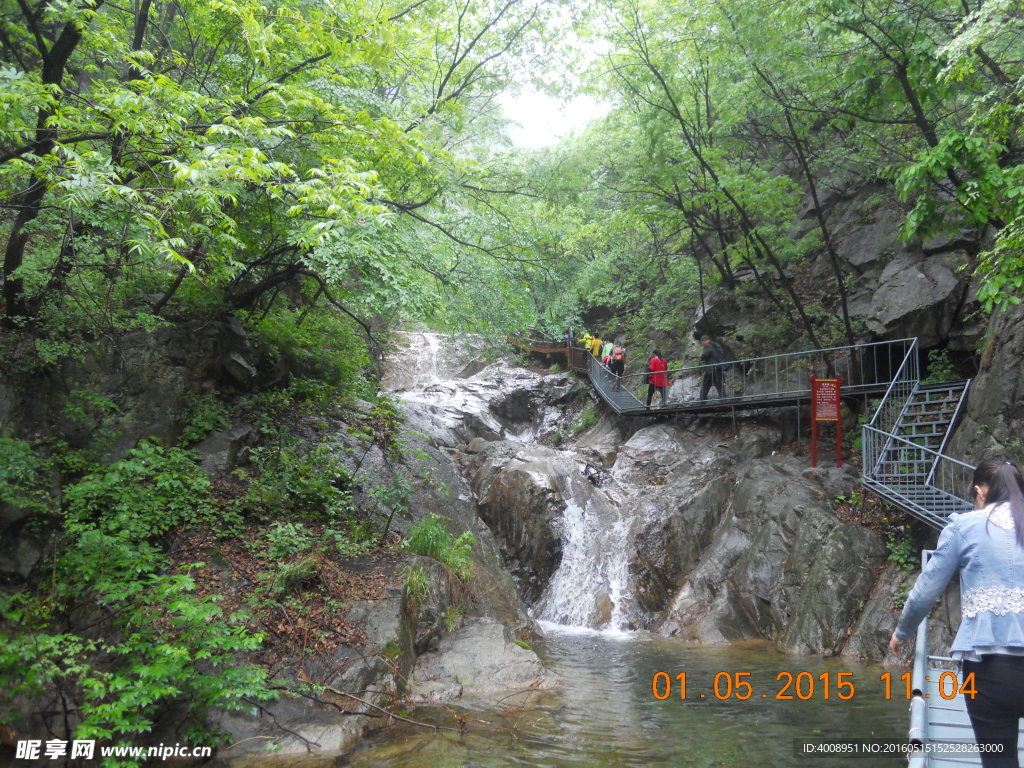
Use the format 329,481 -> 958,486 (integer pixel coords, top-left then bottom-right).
974,458 -> 1024,545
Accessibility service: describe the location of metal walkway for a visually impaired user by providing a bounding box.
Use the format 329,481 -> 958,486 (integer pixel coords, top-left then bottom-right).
515,336 -> 917,415
513,335 -> 973,528
859,339 -> 974,530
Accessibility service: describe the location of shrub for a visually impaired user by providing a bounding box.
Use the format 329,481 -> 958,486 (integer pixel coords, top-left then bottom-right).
0,438 -> 51,513
244,440 -> 355,521
244,306 -> 372,395
264,522 -> 317,559
179,392 -> 231,445
63,441 -> 228,539
403,515 -> 475,580
0,532 -> 272,766
573,403 -> 597,434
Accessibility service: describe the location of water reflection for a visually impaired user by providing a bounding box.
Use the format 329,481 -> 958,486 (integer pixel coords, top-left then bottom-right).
340,629 -> 907,767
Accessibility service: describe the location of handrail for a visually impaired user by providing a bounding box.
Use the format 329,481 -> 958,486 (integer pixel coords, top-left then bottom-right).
925,380 -> 972,486
617,337 -> 916,384
571,337 -> 918,413
907,550 -> 931,765
866,338 -> 919,429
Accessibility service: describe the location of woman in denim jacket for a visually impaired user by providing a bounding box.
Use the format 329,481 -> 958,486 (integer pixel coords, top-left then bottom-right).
890,459 -> 1024,768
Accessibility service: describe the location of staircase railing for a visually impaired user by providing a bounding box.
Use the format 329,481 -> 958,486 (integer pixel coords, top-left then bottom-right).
924,380 -> 972,486
863,339 -> 919,476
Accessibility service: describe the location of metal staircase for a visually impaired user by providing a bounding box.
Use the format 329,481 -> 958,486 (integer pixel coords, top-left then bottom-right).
861,340 -> 974,529
895,381 -> 971,453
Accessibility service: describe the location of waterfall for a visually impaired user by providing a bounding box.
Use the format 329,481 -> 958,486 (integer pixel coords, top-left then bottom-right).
387,336 -> 643,634
533,457 -> 638,633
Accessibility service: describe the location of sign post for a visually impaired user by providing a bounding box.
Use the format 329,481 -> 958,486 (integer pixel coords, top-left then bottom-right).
810,376 -> 843,467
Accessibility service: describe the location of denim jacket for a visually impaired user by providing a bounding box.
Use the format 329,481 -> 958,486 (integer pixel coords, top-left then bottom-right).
895,502 -> 1024,654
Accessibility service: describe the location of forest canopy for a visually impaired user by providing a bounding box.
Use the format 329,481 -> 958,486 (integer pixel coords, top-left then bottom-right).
1,0 -> 1023,354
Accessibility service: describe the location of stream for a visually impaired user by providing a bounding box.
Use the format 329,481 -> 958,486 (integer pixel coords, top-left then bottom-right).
364,334 -> 910,766
342,629 -> 907,767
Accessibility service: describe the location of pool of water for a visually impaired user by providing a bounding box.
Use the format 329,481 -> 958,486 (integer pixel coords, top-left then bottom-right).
340,627 -> 909,767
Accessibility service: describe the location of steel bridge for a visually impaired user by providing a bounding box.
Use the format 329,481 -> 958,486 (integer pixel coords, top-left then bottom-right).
513,334 -> 1023,765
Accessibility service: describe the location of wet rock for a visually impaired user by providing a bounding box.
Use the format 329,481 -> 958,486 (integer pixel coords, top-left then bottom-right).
657,456 -> 886,653
466,442 -> 564,605
572,416 -> 622,465
411,617 -> 556,705
211,696 -> 367,767
382,332 -> 488,392
843,564 -> 915,660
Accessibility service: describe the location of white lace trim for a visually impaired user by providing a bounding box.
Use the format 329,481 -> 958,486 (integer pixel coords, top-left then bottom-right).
962,586 -> 1024,618
987,504 -> 1015,531
962,503 -> 1014,531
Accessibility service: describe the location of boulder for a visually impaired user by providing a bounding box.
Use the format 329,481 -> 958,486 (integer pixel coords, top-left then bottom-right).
692,287 -> 741,338
465,442 -> 564,605
193,425 -> 258,476
858,253 -> 967,347
411,617 -> 556,705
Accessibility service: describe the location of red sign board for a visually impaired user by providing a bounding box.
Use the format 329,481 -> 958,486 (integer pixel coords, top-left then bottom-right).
810,376 -> 843,467
812,378 -> 841,421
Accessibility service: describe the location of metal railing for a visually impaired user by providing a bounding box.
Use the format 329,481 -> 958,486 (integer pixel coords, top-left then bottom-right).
907,550 -> 931,768
575,338 -> 916,414
925,380 -> 972,485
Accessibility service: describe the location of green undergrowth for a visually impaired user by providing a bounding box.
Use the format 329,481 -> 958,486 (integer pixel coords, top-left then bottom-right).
0,299 -> 426,762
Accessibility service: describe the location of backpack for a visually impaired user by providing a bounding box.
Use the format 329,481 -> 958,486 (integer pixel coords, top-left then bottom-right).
708,341 -> 732,372
717,344 -> 733,372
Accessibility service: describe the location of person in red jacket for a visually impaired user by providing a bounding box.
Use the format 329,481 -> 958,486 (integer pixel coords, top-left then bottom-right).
646,350 -> 669,409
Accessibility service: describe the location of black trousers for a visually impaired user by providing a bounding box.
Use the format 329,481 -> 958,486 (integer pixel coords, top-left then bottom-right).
700,368 -> 723,399
963,655 -> 1024,767
646,384 -> 666,407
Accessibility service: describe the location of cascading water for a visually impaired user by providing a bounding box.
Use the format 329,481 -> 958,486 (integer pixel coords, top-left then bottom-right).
533,457 -> 638,632
388,334 -> 647,633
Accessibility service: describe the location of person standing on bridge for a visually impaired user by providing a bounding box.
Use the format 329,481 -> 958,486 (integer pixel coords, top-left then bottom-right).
610,343 -> 626,389
601,339 -> 614,361
699,335 -> 727,400
646,350 -> 668,409
890,459 -> 1024,768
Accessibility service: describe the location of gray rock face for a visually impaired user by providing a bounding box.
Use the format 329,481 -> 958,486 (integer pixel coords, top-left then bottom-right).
692,287 -> 741,338
466,442 -> 564,604
401,349 -> 892,651
948,302 -> 1024,460
411,617 -> 556,705
859,254 -> 968,347
656,457 -> 886,654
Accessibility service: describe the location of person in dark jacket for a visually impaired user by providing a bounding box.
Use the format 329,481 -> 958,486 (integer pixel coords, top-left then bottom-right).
699,335 -> 727,400
646,350 -> 668,408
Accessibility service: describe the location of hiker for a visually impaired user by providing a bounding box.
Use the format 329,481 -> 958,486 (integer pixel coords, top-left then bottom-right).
601,340 -> 614,361
890,459 -> 1024,768
699,334 -> 728,400
646,350 -> 668,409
590,335 -> 603,358
610,344 -> 626,388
